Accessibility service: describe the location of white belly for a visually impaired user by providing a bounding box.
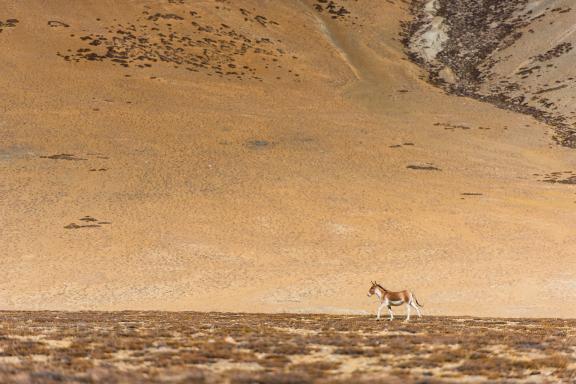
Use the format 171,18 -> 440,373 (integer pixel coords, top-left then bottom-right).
389,300 -> 404,306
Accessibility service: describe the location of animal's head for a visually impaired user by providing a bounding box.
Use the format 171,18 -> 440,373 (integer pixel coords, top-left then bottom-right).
367,281 -> 379,297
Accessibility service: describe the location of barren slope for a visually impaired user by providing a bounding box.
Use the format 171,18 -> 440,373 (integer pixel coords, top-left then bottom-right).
1,0 -> 575,317
407,0 -> 576,146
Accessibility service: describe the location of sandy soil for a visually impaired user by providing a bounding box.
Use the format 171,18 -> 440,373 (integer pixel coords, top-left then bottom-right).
0,311 -> 574,383
1,0 -> 576,317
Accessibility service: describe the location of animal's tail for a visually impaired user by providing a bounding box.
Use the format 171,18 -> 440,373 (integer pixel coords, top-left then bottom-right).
413,293 -> 424,307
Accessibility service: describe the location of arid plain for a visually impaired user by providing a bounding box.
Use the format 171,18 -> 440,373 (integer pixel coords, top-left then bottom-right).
1,0 -> 576,320
0,312 -> 574,383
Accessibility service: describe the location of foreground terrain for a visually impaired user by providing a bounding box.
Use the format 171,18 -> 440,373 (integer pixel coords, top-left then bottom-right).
0,312 -> 574,383
1,0 -> 576,317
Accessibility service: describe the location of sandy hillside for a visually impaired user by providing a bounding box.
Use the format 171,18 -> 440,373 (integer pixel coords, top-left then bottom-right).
1,0 -> 575,317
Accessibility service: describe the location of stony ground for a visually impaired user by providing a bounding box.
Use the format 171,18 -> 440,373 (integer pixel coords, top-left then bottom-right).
0,312 -> 574,383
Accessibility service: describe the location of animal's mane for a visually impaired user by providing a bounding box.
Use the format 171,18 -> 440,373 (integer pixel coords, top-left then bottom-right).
375,283 -> 387,292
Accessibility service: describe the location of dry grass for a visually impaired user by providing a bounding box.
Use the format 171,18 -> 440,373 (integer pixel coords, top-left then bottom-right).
0,312 -> 574,383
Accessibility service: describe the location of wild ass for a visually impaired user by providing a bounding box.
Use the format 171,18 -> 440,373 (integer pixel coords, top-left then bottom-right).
367,281 -> 423,321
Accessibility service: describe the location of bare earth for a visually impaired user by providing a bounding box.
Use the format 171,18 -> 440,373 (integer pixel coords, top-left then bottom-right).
1,0 -> 576,317
0,312 -> 573,383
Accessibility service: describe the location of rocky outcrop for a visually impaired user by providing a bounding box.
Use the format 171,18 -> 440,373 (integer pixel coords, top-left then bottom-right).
405,0 -> 576,147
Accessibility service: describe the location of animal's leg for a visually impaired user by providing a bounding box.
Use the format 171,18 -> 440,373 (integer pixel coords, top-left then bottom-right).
411,301 -> 422,317
387,306 -> 394,321
376,303 -> 386,321
405,304 -> 411,322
